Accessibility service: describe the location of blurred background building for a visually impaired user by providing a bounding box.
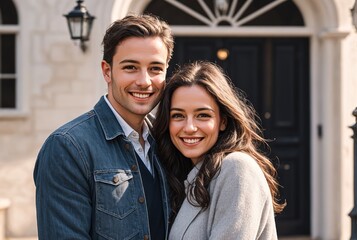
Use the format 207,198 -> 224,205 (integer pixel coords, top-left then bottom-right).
0,0 -> 356,239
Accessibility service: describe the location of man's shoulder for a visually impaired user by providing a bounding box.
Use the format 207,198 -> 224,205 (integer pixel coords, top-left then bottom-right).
53,110 -> 97,135
50,97 -> 108,136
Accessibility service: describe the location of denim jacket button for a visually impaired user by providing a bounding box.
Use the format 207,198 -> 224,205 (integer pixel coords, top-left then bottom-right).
112,175 -> 119,183
143,234 -> 149,240
125,144 -> 130,150
138,196 -> 145,203
131,165 -> 138,171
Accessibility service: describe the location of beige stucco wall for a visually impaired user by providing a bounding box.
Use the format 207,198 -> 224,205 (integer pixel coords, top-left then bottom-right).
0,0 -> 356,238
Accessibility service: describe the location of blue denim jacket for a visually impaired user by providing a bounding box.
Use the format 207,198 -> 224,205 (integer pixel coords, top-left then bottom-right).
34,96 -> 170,239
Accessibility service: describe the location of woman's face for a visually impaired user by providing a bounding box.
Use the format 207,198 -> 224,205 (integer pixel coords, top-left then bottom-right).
169,85 -> 226,164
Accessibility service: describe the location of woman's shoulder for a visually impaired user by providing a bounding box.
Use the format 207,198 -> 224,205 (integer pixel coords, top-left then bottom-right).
209,151 -> 270,197
221,152 -> 260,172
219,152 -> 267,185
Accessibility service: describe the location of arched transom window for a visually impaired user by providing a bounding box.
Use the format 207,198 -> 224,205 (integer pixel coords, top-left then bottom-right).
145,0 -> 304,27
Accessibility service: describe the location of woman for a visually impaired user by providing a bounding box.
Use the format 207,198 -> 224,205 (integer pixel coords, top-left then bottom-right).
153,61 -> 285,239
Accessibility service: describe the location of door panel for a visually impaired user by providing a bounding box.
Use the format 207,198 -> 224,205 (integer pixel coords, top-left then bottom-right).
269,39 -> 310,235
226,43 -> 262,110
169,37 -> 310,236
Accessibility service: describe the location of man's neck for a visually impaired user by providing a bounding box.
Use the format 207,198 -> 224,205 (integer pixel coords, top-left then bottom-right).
103,94 -> 146,136
128,118 -> 144,136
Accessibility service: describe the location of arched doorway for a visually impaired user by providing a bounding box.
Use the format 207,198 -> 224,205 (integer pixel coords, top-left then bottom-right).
146,0 -> 310,236
105,0 -> 353,237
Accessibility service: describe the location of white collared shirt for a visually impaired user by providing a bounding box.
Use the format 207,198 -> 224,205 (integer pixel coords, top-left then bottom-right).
104,95 -> 152,174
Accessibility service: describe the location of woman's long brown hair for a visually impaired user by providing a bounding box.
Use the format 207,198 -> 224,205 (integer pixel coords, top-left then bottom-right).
153,61 -> 285,222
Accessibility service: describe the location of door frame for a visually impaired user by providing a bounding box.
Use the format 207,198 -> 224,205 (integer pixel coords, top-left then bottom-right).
108,0 -> 352,238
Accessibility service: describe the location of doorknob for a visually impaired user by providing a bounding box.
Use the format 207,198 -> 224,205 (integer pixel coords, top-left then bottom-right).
282,163 -> 291,170
264,112 -> 271,119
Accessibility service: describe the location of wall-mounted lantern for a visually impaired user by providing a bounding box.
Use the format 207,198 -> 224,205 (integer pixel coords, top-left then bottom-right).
351,0 -> 357,30
63,0 -> 95,52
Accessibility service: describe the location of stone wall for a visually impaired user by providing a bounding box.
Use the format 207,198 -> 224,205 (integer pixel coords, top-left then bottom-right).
0,0 -> 108,237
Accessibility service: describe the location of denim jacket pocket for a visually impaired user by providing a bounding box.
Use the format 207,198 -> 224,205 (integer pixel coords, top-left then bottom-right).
94,169 -> 137,219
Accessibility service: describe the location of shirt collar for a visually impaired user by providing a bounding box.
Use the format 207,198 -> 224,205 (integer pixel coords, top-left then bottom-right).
104,95 -> 150,139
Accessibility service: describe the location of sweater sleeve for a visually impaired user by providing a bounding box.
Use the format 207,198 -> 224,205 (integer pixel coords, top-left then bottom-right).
207,152 -> 277,240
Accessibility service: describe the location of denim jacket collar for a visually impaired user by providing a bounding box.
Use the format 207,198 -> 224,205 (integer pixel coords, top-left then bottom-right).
93,96 -> 156,142
93,96 -> 125,140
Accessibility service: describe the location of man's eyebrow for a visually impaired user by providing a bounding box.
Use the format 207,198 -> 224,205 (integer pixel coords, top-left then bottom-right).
119,59 -> 166,65
151,61 -> 166,65
119,59 -> 139,64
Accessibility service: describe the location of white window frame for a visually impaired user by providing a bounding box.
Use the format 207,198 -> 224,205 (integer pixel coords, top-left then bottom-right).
0,23 -> 24,117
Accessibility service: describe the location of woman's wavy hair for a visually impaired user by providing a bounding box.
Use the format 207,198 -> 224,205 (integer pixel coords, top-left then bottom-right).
153,61 -> 285,221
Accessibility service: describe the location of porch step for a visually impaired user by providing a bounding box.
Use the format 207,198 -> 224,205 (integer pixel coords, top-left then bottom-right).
6,238 -> 37,240
280,237 -> 311,240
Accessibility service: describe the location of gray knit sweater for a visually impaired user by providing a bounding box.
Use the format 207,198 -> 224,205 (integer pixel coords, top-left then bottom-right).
169,152 -> 278,240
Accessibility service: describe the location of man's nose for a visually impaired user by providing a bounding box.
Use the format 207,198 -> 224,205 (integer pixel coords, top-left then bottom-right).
136,70 -> 151,87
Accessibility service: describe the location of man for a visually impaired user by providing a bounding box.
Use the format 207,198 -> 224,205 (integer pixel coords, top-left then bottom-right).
34,14 -> 174,239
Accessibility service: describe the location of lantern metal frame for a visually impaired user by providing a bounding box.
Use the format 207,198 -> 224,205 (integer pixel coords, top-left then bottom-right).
351,0 -> 357,30
63,0 -> 95,52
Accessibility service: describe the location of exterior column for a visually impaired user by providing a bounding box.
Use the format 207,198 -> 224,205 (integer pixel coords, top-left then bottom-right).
315,28 -> 349,239
0,198 -> 10,240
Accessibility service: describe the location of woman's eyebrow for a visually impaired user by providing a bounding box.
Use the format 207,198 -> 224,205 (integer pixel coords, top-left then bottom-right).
170,107 -> 215,112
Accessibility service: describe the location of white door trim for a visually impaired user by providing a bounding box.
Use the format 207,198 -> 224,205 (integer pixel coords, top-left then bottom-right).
109,0 -> 352,238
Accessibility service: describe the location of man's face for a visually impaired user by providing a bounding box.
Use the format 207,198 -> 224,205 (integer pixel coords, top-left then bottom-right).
101,36 -> 168,128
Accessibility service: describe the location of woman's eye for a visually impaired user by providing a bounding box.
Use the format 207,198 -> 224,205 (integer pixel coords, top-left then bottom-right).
197,113 -> 211,118
170,113 -> 184,119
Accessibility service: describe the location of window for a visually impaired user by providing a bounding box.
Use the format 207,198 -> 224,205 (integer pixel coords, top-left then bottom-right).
0,0 -> 18,109
145,0 -> 304,26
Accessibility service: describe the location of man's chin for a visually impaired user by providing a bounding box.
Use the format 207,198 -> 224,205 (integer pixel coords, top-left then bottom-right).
133,107 -> 154,116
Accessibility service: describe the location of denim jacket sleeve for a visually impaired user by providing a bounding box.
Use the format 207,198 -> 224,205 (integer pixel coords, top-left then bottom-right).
34,97 -> 171,239
34,132 -> 92,239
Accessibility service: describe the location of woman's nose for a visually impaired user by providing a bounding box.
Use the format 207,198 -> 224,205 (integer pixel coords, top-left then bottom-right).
183,118 -> 197,133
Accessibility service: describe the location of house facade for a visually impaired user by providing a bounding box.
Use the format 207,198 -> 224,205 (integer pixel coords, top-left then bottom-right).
0,0 -> 356,239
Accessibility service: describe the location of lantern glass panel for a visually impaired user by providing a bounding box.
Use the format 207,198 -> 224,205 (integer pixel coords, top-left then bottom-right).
68,17 -> 83,39
82,19 -> 90,40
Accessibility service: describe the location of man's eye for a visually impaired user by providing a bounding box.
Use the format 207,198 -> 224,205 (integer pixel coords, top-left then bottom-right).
151,66 -> 164,73
123,65 -> 136,71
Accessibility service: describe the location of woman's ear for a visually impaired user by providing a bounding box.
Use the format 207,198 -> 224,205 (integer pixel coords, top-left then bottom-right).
220,116 -> 227,131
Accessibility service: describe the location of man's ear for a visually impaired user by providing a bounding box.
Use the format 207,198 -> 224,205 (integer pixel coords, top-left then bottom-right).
220,116 -> 227,131
101,60 -> 111,83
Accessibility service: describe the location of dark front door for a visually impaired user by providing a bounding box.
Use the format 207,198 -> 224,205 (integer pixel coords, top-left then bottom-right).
168,37 -> 310,236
